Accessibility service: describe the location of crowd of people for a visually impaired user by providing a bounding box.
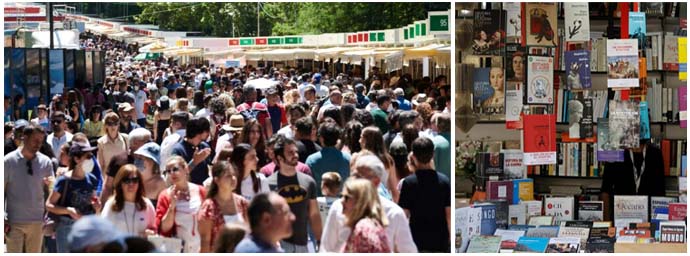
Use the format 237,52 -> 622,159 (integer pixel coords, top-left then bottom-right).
4,32 -> 452,253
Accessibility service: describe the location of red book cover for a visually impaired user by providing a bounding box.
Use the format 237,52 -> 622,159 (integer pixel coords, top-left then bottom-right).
523,114 -> 557,165
668,203 -> 687,221
521,3 -> 527,47
662,139 -> 671,176
486,180 -> 514,202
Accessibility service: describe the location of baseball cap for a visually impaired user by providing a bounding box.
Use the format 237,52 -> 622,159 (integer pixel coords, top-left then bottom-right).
68,215 -> 127,252
69,141 -> 98,156
14,119 -> 30,130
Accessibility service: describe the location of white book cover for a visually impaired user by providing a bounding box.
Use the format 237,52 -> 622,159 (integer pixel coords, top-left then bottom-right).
505,82 -> 524,128
527,56 -> 554,104
456,206 -> 483,252
606,39 -> 640,88
578,201 -> 604,221
545,197 -> 575,223
509,203 -> 527,225
502,149 -> 525,179
523,200 -> 543,217
557,226 -> 590,244
528,216 -> 555,226
505,3 -> 522,42
613,195 -> 649,222
564,3 -> 590,42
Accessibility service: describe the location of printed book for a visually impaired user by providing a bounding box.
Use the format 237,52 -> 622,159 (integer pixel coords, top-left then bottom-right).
614,195 -> 649,222
526,56 -> 554,104
578,201 -> 604,221
546,237 -> 581,253
472,10 -> 506,56
466,235 -> 502,253
596,118 -> 625,162
523,3 -> 558,47
564,50 -> 592,90
608,100 -> 641,149
545,197 -> 575,223
515,237 -> 549,253
523,114 -> 557,165
606,39 -> 640,88
564,3 -> 590,42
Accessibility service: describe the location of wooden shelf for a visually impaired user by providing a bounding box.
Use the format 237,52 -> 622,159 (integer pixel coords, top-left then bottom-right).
614,243 -> 687,253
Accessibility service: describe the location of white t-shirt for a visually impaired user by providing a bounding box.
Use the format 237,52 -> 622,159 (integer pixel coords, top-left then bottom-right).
101,198 -> 156,236
240,173 -> 270,201
276,125 -> 294,139
134,90 -> 147,119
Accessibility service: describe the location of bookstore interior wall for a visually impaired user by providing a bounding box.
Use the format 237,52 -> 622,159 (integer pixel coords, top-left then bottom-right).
455,2 -> 687,253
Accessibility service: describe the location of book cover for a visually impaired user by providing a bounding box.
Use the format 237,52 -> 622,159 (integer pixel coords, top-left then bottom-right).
596,118 -> 625,162
526,56 -> 554,104
505,81 -> 524,129
487,180 -> 514,203
680,86 -> 687,128
528,215 -> 555,226
606,39 -> 640,88
614,195 -> 649,222
564,220 -> 594,229
472,10 -> 506,56
651,196 -> 679,219
506,44 -> 527,82
524,3 -> 558,47
663,35 -> 679,70
513,178 -> 535,204
545,197 -> 575,223
557,226 -> 591,245
515,237 -> 549,253
456,206 -> 483,253
608,100 -> 641,149
589,227 -> 617,239
475,203 -> 498,235
659,221 -> 686,243
477,152 -> 505,183
489,200 -> 510,230
494,229 -> 525,251
565,50 -> 592,90
466,235 -> 502,253
641,3 -> 665,17
680,37 -> 687,81
639,101 -> 651,140
668,203 -> 687,221
523,114 -> 557,165
546,237 -> 581,253
503,149 -> 525,179
567,96 -> 594,139
473,67 -> 505,118
564,3 -> 590,42
509,204 -> 527,225
628,12 -> 647,49
578,201 -> 604,221
584,237 -> 615,253
523,200 -> 543,217
526,225 -> 560,238
505,3 -> 522,43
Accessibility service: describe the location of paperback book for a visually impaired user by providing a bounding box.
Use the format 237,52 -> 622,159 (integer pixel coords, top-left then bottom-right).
528,216 -> 555,226
680,86 -> 686,128
606,39 -> 640,88
567,96 -> 594,139
472,10 -> 506,56
614,195 -> 649,222
659,221 -> 686,243
564,3 -> 590,42
513,178 -> 535,204
668,203 -> 687,221
564,50 -> 592,90
506,44 -> 527,82
487,180 -> 514,203
523,200 -> 543,217
505,81 -> 524,129
546,237 -> 581,253
526,56 -> 554,104
475,203 -> 498,235
523,114 -> 557,165
494,229 -> 525,252
515,237 -> 549,253
608,100 -> 641,149
651,196 -> 678,219
523,3 -> 558,47
629,12 -> 647,49
578,201 -> 604,221
596,118 -> 625,162
584,237 -> 615,253
526,225 -> 560,238
466,235 -> 502,253
509,204 -> 527,225
489,200 -> 510,230
505,3 -> 522,43
557,226 -> 591,245
503,149 -> 525,179
456,206 -> 482,253
639,101 -> 651,140
545,197 -> 575,223
473,67 -> 505,118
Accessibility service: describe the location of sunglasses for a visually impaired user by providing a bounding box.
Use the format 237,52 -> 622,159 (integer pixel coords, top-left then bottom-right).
27,160 -> 33,176
163,166 -> 182,175
122,177 -> 140,184
52,119 -> 64,124
105,121 -> 119,126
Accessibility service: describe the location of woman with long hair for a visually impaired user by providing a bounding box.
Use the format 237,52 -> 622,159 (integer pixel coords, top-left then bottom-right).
197,161 -> 249,253
155,156 -> 206,253
354,126 -> 400,202
153,96 -> 171,145
341,120 -> 363,155
229,143 -> 270,201
239,119 -> 268,167
341,178 -> 390,253
133,142 -> 167,207
82,105 -> 104,140
45,141 -> 102,252
101,164 -> 156,236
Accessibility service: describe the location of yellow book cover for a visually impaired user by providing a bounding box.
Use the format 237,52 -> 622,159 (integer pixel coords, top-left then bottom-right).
518,181 -> 535,201
680,37 -> 687,81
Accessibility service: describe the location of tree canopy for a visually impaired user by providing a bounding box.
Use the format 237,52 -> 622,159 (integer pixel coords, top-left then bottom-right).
132,2 -> 449,37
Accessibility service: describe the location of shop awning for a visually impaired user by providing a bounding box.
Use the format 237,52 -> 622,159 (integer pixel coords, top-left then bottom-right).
139,41 -> 168,53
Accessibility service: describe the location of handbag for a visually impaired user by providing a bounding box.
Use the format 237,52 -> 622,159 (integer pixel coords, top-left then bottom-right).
43,178 -> 70,237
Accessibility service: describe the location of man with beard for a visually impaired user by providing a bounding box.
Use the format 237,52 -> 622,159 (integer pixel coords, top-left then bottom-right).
47,112 -> 74,159
267,137 -> 322,253
117,103 -> 141,134
171,117 -> 213,185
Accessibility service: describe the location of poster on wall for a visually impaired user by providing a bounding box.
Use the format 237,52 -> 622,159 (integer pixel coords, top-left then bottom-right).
49,50 -> 65,95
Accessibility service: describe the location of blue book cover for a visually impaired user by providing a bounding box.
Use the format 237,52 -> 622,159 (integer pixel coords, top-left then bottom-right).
629,12 -> 647,48
515,237 -> 550,253
682,155 -> 686,177
475,203 -> 498,235
565,50 -> 592,90
639,101 -> 650,139
473,67 -> 501,116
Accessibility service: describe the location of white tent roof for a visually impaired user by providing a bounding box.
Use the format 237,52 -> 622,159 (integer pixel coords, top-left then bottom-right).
31,30 -> 80,49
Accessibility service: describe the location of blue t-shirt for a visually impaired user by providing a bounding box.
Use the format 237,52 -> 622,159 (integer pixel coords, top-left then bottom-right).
397,96 -> 412,111
53,173 -> 99,216
305,147 -> 351,196
234,235 -> 283,253
171,140 -> 211,185
267,105 -> 283,134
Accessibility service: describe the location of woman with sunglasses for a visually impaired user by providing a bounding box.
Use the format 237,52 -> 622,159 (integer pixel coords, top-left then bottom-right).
155,156 -> 206,253
101,164 -> 156,236
230,143 -> 270,201
46,141 -> 102,253
341,178 -> 390,253
97,112 -> 129,177
198,161 -> 249,253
